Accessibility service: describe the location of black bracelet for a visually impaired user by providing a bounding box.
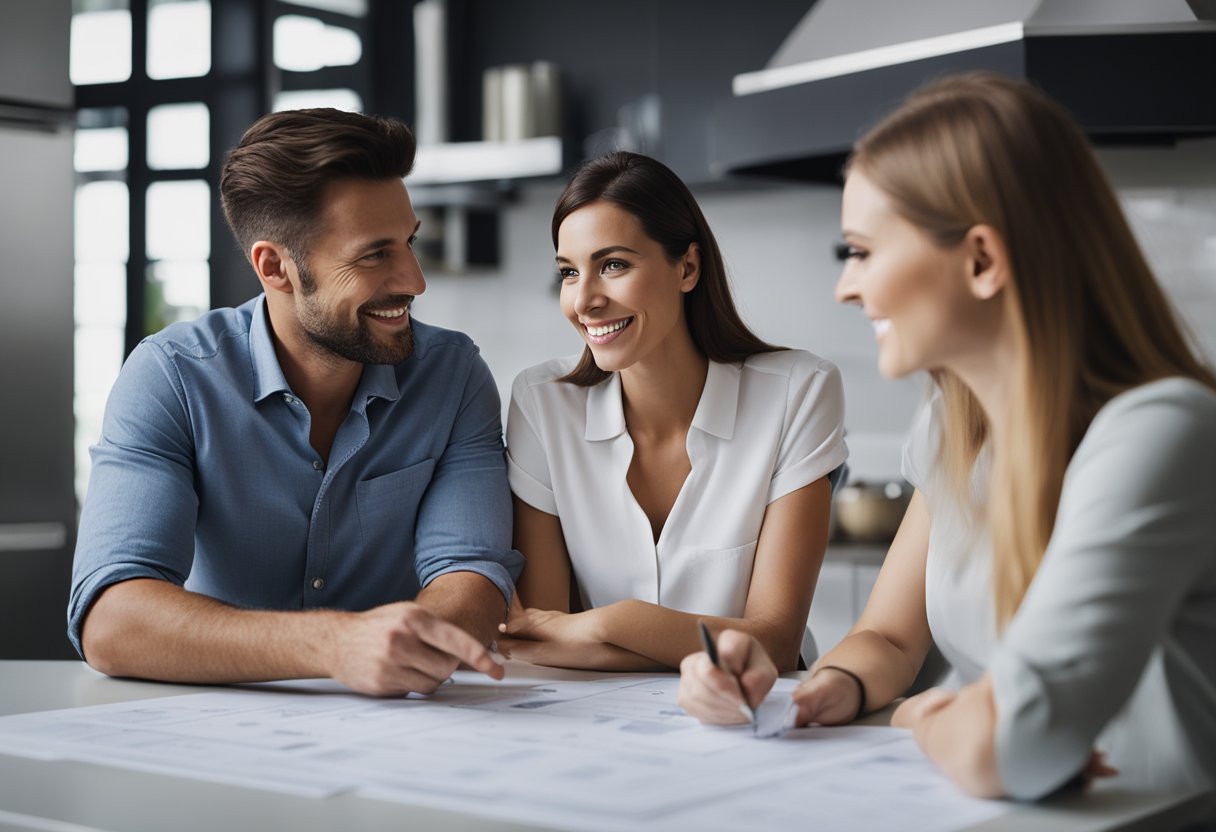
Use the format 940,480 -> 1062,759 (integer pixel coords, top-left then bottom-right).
815,665 -> 867,721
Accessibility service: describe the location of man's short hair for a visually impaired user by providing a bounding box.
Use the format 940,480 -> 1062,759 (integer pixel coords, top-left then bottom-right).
219,108 -> 416,263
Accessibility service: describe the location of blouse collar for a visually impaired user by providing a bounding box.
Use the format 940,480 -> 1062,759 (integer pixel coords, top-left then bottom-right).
583,359 -> 741,442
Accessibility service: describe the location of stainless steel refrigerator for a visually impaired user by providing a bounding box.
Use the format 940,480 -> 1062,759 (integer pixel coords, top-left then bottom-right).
0,0 -> 78,658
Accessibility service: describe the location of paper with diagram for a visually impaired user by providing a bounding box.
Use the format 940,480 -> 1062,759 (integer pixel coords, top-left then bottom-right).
0,672 -> 1011,831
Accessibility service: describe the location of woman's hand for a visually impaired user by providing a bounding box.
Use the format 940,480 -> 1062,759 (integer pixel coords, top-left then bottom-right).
495,603 -> 664,670
678,629 -> 777,724
890,686 -> 956,729
495,605 -> 606,667
499,605 -> 603,646
495,635 -> 638,669
790,665 -> 874,726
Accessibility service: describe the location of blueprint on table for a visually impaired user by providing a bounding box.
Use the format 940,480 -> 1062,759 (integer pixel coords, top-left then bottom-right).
0,673 -> 1011,831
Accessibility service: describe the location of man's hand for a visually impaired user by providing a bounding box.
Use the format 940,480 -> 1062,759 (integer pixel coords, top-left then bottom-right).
328,601 -> 504,696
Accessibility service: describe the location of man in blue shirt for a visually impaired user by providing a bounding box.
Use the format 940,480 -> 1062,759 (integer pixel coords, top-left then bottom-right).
69,108 -> 522,695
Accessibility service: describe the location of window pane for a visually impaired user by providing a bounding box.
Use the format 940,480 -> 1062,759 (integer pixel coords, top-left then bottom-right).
147,0 -> 211,80
273,88 -> 363,113
146,180 -> 210,261
74,262 -> 127,328
324,26 -> 362,66
74,326 -> 125,399
75,181 -> 129,263
74,325 -> 125,504
76,107 -> 128,171
146,260 -> 209,334
274,15 -> 362,72
70,6 -> 132,84
147,102 -> 209,170
75,126 -> 128,172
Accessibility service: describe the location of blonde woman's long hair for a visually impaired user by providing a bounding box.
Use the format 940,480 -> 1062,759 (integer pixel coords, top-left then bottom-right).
848,72 -> 1216,627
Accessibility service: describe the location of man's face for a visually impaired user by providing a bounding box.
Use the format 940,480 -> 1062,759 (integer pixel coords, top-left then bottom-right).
291,177 -> 426,365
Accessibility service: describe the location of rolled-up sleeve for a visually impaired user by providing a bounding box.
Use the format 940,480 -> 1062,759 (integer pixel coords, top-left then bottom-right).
68,342 -> 200,658
990,382 -> 1216,799
767,357 -> 848,503
413,350 -> 523,605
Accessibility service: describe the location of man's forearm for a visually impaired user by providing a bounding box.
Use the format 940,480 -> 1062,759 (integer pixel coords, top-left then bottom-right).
83,574 -> 510,692
415,571 -> 509,645
81,578 -> 346,683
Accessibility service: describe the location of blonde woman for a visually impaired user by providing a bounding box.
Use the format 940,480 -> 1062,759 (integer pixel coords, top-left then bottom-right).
678,72 -> 1216,803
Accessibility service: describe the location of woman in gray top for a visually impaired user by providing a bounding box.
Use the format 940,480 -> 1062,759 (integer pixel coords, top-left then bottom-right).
678,71 -> 1216,803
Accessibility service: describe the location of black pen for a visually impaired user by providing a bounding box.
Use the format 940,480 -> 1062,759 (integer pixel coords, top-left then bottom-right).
698,620 -> 756,726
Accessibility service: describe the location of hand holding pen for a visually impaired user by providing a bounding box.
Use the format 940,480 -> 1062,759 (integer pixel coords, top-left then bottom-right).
677,622 -> 777,727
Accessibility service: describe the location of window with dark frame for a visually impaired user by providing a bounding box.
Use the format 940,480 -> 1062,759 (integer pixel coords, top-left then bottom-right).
70,0 -> 371,503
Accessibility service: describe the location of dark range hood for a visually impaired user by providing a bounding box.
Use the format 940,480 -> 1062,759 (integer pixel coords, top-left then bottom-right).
710,0 -> 1216,184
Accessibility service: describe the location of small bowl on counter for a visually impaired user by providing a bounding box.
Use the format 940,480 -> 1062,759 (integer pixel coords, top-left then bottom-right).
831,479 -> 912,544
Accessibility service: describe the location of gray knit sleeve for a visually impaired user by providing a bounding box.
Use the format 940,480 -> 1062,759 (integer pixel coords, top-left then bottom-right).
990,379 -> 1216,799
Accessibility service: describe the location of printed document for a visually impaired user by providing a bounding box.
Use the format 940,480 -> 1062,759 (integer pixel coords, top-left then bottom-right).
0,672 -> 1011,831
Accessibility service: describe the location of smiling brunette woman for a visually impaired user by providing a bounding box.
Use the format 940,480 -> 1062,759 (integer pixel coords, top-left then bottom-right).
499,151 -> 847,673
679,72 -> 1216,806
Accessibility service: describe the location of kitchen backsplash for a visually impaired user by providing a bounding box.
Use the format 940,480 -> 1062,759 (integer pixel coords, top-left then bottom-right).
413,137 -> 1216,482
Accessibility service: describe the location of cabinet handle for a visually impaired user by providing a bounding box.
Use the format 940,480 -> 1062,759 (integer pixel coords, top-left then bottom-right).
0,522 -> 68,551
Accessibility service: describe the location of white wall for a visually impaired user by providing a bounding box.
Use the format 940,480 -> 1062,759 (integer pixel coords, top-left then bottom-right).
413,137 -> 1216,482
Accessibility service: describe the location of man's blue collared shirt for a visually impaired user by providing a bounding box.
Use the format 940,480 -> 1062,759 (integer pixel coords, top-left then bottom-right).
68,295 -> 521,657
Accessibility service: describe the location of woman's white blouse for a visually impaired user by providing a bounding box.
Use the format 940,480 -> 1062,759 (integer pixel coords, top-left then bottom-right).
903,378 -> 1216,801
506,350 -> 847,617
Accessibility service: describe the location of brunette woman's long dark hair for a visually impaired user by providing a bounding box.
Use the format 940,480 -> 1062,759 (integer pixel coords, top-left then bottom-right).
552,151 -> 782,385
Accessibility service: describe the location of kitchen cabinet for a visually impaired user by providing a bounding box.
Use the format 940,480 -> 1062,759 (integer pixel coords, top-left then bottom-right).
362,1 -> 814,269
368,0 -> 814,186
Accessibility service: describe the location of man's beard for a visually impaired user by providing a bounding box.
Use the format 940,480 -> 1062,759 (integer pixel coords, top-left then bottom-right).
297,257 -> 415,365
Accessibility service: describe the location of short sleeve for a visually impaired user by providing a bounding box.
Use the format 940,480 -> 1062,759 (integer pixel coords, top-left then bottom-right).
505,370 -> 558,515
989,380 -> 1216,799
767,357 -> 849,504
900,395 -> 938,491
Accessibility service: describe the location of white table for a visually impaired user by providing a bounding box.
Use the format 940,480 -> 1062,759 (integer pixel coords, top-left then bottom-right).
0,661 -> 1210,832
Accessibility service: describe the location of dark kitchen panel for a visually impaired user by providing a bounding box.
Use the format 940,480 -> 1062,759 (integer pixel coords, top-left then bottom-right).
0,544 -> 77,659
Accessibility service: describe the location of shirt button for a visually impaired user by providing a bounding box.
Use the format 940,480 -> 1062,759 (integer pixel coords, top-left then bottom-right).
283,394 -> 295,404
311,578 -> 325,590
312,460 -> 323,471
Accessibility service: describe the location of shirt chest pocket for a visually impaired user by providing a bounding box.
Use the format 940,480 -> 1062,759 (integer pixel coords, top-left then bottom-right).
356,459 -> 436,555
662,540 -> 758,617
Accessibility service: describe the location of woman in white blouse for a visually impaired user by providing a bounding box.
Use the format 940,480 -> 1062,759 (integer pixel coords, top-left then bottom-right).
679,72 -> 1216,803
498,151 -> 847,672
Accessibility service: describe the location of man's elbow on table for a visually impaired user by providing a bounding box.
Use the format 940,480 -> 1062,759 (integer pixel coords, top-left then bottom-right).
80,603 -> 125,677
78,580 -> 161,678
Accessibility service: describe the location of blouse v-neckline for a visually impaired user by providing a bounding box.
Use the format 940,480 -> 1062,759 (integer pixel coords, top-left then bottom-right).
585,362 -> 741,550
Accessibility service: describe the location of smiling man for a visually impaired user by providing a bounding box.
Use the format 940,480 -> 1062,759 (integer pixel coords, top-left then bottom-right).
68,109 -> 521,695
